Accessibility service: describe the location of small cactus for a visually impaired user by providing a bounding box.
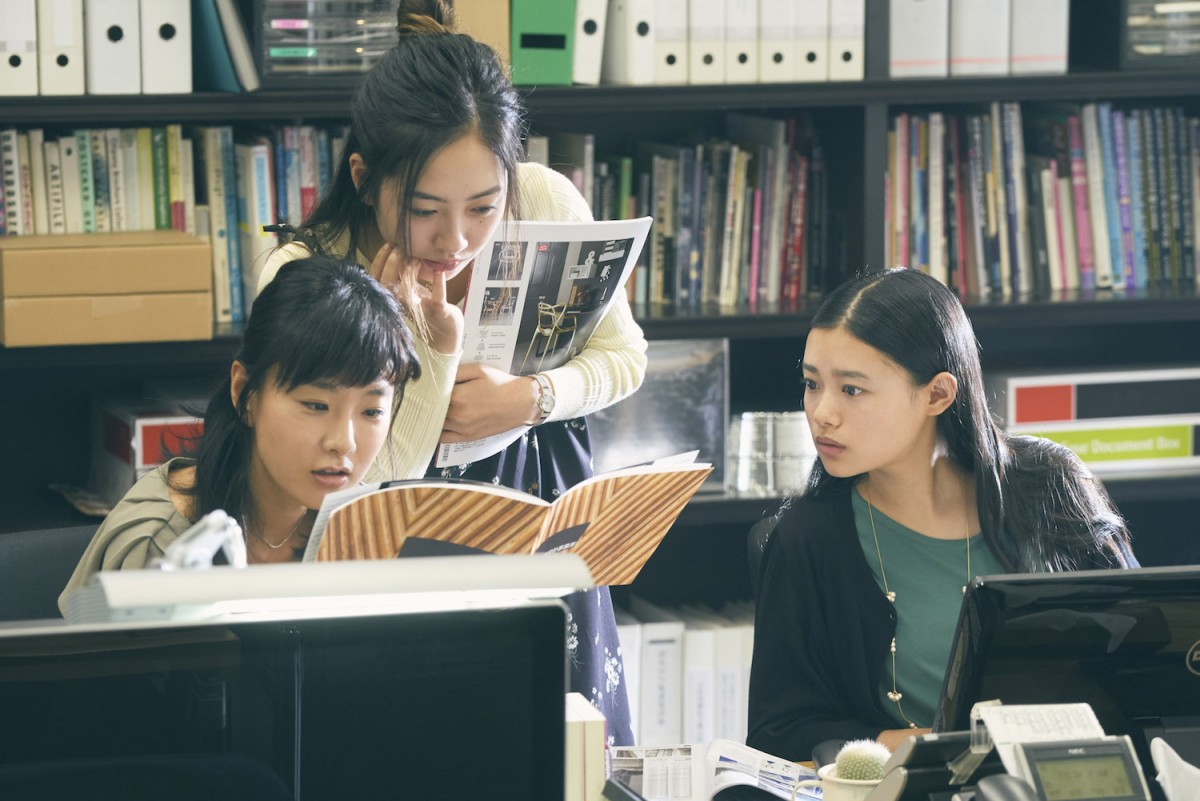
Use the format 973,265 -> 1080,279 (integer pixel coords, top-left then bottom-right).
834,739 -> 891,781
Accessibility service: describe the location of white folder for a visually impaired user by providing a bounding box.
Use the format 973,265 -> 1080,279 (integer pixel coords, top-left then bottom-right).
654,0 -> 688,85
757,0 -> 794,83
1009,0 -> 1067,75
140,0 -> 191,93
794,0 -> 830,82
687,0 -> 724,84
827,0 -> 864,81
84,0 -> 141,94
0,0 -> 39,97
601,0 -> 655,86
949,0 -> 1009,76
724,0 -> 758,84
889,0 -> 948,78
38,0 -> 85,95
573,0 -> 607,85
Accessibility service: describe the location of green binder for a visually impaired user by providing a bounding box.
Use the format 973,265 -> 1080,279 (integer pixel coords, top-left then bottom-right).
509,0 -> 575,86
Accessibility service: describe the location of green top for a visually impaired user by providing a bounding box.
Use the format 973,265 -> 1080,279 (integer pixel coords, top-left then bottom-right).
852,489 -> 1005,729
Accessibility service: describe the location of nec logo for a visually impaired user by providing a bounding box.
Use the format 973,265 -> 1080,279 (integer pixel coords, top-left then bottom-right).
1189,641 -> 1200,677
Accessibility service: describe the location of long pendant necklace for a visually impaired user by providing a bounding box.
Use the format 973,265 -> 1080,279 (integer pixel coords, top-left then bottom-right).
864,483 -> 971,729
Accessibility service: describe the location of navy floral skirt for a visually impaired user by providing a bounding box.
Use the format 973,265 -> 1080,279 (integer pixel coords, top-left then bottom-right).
428,417 -> 635,746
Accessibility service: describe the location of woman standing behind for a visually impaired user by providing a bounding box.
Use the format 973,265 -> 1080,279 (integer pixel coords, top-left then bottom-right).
747,268 -> 1136,760
257,0 -> 645,744
61,256 -> 421,609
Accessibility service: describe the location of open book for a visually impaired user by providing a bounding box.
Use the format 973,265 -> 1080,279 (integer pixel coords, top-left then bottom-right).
435,216 -> 653,468
304,453 -> 711,586
606,740 -> 819,801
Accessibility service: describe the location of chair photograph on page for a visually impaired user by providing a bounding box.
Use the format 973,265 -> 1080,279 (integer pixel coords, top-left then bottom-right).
437,216 -> 652,468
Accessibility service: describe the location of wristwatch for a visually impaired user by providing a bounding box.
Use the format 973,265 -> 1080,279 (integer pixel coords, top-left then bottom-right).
531,373 -> 556,423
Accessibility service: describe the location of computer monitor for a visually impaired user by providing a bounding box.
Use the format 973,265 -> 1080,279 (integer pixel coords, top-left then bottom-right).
0,601 -> 567,800
934,566 -> 1200,781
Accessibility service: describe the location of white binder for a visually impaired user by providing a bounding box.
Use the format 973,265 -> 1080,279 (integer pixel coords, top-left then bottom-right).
84,0 -> 141,94
37,0 -> 85,95
1009,0 -> 1068,75
654,0 -> 689,85
601,0 -> 655,86
949,0 -> 1009,76
573,0 -> 607,85
794,0 -> 830,82
0,0 -> 39,97
140,0 -> 191,93
757,0 -> 794,83
827,0 -> 864,81
687,0 -> 724,84
889,0 -> 948,78
724,0 -> 758,84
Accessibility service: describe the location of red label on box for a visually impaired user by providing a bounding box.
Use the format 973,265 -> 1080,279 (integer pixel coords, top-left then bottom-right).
140,421 -> 204,467
1014,385 -> 1074,424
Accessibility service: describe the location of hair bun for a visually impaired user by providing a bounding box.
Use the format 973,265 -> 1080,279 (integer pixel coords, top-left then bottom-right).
395,0 -> 456,36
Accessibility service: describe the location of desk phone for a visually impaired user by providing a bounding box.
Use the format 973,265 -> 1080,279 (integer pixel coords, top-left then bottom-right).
958,736 -> 1151,801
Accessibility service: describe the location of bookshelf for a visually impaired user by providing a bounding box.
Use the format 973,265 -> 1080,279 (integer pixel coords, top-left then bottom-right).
1,0 -> 1198,599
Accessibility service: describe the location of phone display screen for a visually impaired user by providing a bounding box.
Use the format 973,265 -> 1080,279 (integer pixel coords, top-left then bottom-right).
1032,754 -> 1136,800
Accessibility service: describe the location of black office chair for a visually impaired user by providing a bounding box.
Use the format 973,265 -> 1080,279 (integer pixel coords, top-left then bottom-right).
0,525 -> 96,621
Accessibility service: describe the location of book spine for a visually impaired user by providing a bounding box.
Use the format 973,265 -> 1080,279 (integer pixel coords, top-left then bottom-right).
966,115 -> 991,296
181,138 -> 197,235
1081,104 -> 1113,288
676,148 -> 696,305
298,125 -> 317,222
1141,110 -> 1163,286
1110,110 -> 1136,291
43,139 -> 66,235
911,115 -> 927,274
1,129 -> 23,235
220,126 -> 245,323
105,128 -> 127,233
58,135 -> 83,234
27,128 -> 48,235
89,129 -> 111,233
1057,172 -> 1080,291
893,113 -> 909,270
136,127 -> 155,231
1191,118 -> 1200,286
203,129 -> 233,325
166,124 -> 185,231
1003,103 -> 1031,295
17,133 -> 35,238
990,103 -> 1012,294
1066,114 -> 1095,290
929,112 -> 947,285
119,128 -> 140,233
1170,107 -> 1193,286
807,145 -> 828,295
1151,108 -> 1172,286
74,128 -> 96,233
785,152 -> 808,303
1125,111 -> 1149,290
150,127 -> 170,230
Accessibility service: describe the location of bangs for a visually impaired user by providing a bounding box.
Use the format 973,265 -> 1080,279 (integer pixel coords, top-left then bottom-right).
268,294 -> 415,392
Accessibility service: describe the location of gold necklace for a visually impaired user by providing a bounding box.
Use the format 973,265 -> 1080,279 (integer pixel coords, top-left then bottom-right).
245,508 -> 309,550
863,483 -> 971,729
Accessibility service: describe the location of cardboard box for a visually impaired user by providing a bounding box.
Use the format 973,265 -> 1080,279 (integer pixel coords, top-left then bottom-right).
90,396 -> 206,508
0,231 -> 213,347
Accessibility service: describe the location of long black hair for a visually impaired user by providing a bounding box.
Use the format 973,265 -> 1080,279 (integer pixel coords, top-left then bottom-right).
803,268 -> 1133,571
181,255 -> 421,523
300,0 -> 524,266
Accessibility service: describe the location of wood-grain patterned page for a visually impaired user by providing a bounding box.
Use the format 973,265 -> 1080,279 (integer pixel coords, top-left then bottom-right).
317,484 -> 549,561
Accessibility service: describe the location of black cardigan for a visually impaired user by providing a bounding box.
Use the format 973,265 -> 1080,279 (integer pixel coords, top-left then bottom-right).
746,486 -> 899,760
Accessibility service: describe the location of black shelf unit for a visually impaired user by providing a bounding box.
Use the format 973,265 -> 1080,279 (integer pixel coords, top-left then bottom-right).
1,0 -> 1197,593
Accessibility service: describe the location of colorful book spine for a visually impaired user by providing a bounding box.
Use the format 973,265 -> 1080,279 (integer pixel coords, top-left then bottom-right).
220,126 -> 245,323
1096,103 -> 1124,288
1151,108 -> 1173,286
105,128 -> 126,233
1125,111 -> 1149,289
989,103 -> 1012,294
150,127 -> 170,230
1080,104 -> 1113,289
166,124 -> 185,232
1110,110 -> 1136,291
43,139 -> 66,235
1066,114 -> 1095,290
1140,110 -> 1163,285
